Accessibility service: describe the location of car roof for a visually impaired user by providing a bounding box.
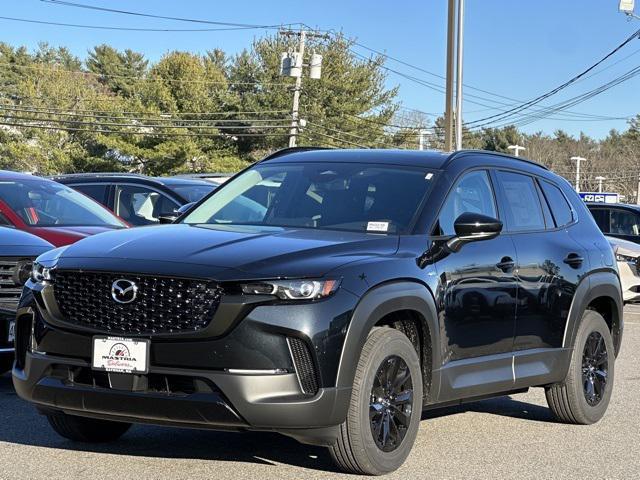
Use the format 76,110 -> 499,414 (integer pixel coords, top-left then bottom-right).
0,170 -> 48,181
50,172 -> 214,188
259,148 -> 548,171
586,202 -> 640,210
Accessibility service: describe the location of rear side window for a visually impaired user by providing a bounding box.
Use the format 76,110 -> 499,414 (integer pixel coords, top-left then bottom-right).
72,184 -> 108,205
495,171 -> 545,232
539,180 -> 573,227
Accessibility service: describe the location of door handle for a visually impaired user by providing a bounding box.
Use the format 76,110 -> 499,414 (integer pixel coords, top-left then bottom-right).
496,257 -> 515,272
564,253 -> 584,268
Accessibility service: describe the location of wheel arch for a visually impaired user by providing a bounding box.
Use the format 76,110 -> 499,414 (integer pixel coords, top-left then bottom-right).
563,270 -> 623,357
335,281 -> 440,396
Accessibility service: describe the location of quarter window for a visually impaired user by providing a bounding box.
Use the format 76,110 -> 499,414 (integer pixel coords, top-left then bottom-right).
539,180 -> 573,227
437,170 -> 497,236
495,171 -> 545,232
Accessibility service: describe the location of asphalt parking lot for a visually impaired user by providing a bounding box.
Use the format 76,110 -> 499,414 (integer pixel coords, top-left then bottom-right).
1,307 -> 639,480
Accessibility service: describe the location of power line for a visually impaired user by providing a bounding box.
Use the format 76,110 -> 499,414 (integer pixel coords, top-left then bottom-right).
0,62 -> 291,87
39,0 -> 298,30
0,15 -> 274,32
464,27 -> 640,128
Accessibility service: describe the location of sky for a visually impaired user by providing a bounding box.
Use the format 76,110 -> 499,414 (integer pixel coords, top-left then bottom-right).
0,0 -> 639,139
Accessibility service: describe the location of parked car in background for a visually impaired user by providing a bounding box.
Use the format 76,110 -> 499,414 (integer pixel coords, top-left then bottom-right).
607,235 -> 640,303
587,202 -> 640,244
0,228 -> 53,374
15,148 -> 622,475
0,171 -> 128,246
52,173 -> 218,226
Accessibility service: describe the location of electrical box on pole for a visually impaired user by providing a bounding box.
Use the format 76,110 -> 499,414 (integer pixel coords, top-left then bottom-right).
309,53 -> 323,79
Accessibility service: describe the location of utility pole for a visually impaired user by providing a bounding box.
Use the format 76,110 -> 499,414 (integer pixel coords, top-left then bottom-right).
571,156 -> 587,192
454,0 -> 465,151
595,176 -> 606,193
279,29 -> 327,148
508,144 -> 526,157
444,0 -> 456,151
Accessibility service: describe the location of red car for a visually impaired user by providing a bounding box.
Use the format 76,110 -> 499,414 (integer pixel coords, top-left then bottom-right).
0,171 -> 127,247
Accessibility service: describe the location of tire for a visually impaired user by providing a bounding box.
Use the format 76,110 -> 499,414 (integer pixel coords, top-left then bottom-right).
46,411 -> 131,443
0,356 -> 12,375
545,310 -> 615,425
329,327 -> 423,476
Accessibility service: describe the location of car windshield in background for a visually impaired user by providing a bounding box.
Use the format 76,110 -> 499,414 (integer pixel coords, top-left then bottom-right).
166,183 -> 217,203
182,163 -> 434,234
0,179 -> 126,228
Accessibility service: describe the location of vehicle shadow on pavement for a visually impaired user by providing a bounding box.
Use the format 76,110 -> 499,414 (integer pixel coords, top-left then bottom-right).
1,373 -> 554,472
422,394 -> 556,423
0,373 -> 339,472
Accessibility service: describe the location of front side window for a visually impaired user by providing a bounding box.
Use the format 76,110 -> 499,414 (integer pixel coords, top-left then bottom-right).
115,185 -> 179,226
182,163 -> 434,234
0,179 -> 125,228
610,209 -> 640,236
496,171 -> 545,232
436,170 -> 497,236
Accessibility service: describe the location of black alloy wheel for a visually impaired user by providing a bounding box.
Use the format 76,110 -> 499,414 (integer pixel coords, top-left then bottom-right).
582,331 -> 609,407
369,355 -> 414,452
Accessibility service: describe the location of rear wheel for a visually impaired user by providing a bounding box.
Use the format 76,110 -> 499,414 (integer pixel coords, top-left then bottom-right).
46,411 -> 131,443
329,327 -> 423,475
546,310 -> 614,425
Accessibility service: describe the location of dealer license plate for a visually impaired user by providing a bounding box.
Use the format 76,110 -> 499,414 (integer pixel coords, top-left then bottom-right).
92,336 -> 150,374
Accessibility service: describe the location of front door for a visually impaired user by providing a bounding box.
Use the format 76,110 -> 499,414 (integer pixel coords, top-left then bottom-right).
432,170 -> 518,362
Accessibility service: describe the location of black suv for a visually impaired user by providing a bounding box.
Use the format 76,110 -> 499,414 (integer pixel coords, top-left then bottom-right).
14,149 -> 622,475
587,202 -> 640,244
1,228 -> 52,374
52,173 -> 217,226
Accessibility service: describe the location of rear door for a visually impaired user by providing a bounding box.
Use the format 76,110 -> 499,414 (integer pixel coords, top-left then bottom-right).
494,171 -> 587,351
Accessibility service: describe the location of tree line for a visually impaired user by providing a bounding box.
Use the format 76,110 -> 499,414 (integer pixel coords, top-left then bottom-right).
0,36 -> 638,200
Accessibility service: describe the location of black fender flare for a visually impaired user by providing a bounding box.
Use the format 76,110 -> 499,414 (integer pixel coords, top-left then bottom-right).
335,281 -> 440,391
562,270 -> 623,356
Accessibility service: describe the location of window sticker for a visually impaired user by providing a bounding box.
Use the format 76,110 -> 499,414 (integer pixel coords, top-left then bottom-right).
367,221 -> 389,232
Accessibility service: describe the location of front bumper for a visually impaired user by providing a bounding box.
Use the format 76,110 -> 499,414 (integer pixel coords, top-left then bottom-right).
12,282 -> 358,443
618,260 -> 640,303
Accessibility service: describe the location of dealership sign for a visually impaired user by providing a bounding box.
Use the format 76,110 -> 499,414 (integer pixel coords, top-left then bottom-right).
579,192 -> 619,204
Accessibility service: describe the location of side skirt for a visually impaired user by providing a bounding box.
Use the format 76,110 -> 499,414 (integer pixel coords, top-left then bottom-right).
431,347 -> 572,405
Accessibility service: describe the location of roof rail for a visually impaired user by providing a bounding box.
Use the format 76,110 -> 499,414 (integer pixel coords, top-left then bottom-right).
260,146 -> 334,162
49,172 -> 146,179
445,149 -> 549,170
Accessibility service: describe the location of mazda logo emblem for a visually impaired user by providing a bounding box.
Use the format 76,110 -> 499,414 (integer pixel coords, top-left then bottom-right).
111,279 -> 138,304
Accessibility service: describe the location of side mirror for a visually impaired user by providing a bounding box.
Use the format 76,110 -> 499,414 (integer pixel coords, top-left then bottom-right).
158,202 -> 196,224
447,212 -> 503,252
176,202 -> 195,215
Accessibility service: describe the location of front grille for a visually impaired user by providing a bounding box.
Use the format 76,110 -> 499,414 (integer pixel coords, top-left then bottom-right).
0,258 -> 33,312
53,270 -> 223,335
287,337 -> 319,396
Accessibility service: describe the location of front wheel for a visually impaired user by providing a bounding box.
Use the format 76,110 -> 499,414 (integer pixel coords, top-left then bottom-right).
46,411 -> 131,443
329,327 -> 423,475
546,310 -> 615,425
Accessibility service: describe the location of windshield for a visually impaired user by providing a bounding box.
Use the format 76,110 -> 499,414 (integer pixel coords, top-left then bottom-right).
166,183 -> 217,203
182,163 -> 434,234
0,179 -> 126,228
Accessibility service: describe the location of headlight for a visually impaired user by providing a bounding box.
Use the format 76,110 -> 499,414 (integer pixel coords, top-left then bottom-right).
31,262 -> 54,283
615,253 -> 637,263
240,279 -> 341,300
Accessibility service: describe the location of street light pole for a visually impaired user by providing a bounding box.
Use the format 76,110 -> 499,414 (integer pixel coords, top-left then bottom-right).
444,0 -> 456,151
507,144 -> 526,157
571,156 -> 587,193
454,0 -> 465,151
595,176 -> 606,193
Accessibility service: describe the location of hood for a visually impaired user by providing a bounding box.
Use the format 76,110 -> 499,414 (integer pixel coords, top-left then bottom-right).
0,226 -> 53,257
28,226 -> 124,247
606,235 -> 640,258
55,224 -> 399,280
